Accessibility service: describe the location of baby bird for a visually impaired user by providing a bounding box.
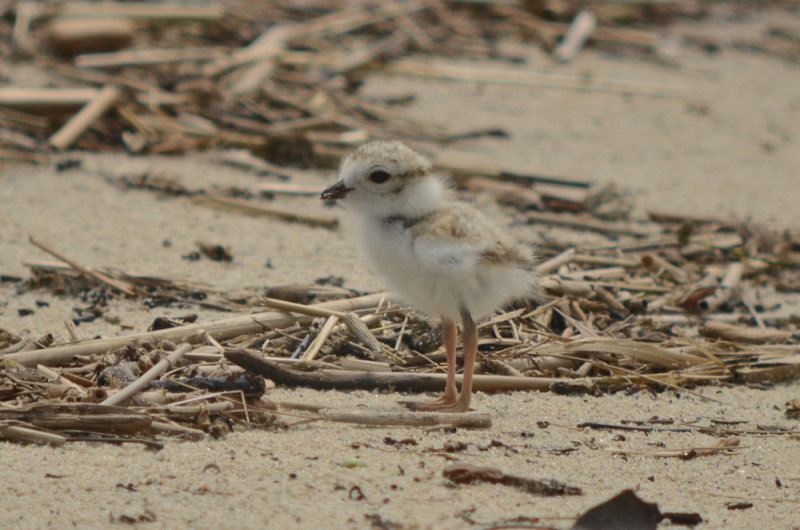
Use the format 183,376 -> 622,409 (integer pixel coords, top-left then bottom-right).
321,141 -> 537,412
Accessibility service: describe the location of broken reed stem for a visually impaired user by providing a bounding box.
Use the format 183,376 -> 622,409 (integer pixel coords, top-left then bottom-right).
594,360 -> 722,403
388,59 -> 685,98
149,420 -> 205,440
225,349 -> 568,392
262,297 -> 383,354
0,87 -> 98,108
701,321 -> 793,344
5,292 -> 387,367
554,9 -> 596,62
318,410 -> 491,429
28,235 -> 136,296
641,254 -> 689,283
101,343 -> 192,406
0,423 -> 66,446
257,183 -> 326,196
193,194 -> 338,229
526,210 -> 655,237
75,47 -> 222,69
700,262 -> 744,312
64,319 -> 83,342
536,248 -> 575,274
49,84 -> 121,151
342,312 -> 383,354
57,2 -> 226,20
302,315 -> 339,361
261,296 -> 346,318
37,364 -> 88,398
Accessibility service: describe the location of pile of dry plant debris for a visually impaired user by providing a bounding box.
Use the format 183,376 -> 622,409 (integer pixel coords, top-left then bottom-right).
1,0 -> 799,164
1,1 -> 799,446
2,162 -> 799,446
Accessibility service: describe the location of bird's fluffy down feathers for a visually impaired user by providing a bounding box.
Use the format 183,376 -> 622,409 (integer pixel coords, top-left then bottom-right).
331,141 -> 537,320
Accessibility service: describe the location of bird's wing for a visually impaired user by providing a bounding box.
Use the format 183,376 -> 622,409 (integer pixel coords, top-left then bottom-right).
410,201 -> 532,273
412,235 -> 484,273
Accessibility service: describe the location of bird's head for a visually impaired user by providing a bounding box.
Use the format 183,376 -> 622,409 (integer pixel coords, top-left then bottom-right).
320,141 -> 446,219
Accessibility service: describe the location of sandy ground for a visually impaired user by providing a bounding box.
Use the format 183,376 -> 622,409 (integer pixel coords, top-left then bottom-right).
2,7 -> 800,530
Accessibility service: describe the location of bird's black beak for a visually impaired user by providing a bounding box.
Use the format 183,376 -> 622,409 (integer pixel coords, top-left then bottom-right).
320,181 -> 354,201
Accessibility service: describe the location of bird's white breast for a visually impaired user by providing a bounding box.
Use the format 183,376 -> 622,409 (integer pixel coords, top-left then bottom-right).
354,215 -> 532,320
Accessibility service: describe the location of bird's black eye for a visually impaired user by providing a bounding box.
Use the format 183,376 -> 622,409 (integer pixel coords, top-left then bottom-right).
368,170 -> 391,184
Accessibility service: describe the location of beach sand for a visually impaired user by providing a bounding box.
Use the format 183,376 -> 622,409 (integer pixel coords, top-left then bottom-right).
1,7 -> 799,529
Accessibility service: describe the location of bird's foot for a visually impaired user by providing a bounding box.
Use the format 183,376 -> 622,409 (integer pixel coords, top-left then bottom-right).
399,394 -> 470,413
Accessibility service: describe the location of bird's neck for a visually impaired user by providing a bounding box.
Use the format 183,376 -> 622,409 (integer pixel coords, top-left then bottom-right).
380,212 -> 429,230
390,175 -> 447,218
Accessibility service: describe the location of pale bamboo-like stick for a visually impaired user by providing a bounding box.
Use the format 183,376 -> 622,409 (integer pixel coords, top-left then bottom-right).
228,59 -> 277,98
526,210 -> 655,237
0,423 -> 66,446
536,248 -> 575,274
101,344 -> 192,406
700,262 -> 744,312
37,365 -> 88,398
149,420 -> 205,440
302,315 -> 340,361
554,9 -> 596,62
193,195 -> 338,229
389,59 -> 685,98
75,47 -> 222,68
257,183 -> 327,196
57,2 -> 225,20
571,254 -> 639,268
29,235 -> 136,296
261,297 -> 382,354
530,337 -> 707,368
0,87 -> 98,109
226,349 -> 569,392
49,85 -> 121,151
641,254 -> 689,283
540,277 -> 593,297
342,312 -> 383,354
5,293 -> 386,367
318,410 -> 491,429
463,176 -> 545,210
701,322 -> 793,345
64,319 -> 82,342
261,296 -> 347,318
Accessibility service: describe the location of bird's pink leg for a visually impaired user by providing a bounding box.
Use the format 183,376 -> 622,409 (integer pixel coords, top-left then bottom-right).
452,311 -> 477,412
402,312 -> 477,413
439,317 -> 459,404
400,317 -> 459,410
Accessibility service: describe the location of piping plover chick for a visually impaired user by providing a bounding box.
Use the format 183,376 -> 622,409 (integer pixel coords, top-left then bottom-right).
321,141 -> 537,412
